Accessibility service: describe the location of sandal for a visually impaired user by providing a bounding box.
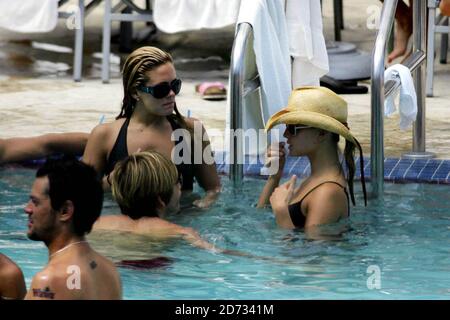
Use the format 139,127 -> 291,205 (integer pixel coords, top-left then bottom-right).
195,82 -> 227,100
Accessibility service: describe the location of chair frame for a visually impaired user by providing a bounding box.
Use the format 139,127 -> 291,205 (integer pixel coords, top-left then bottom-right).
426,0 -> 450,96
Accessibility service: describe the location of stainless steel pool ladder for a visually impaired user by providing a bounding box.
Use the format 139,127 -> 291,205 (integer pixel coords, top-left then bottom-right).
229,23 -> 261,185
371,0 -> 435,199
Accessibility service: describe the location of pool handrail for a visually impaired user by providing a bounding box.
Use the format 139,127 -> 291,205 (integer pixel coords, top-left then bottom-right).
229,23 -> 261,185
371,0 -> 432,199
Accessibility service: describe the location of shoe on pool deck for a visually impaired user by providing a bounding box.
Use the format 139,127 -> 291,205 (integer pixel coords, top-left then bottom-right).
195,81 -> 227,101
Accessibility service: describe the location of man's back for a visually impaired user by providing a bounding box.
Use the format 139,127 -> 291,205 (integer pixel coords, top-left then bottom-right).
25,244 -> 121,300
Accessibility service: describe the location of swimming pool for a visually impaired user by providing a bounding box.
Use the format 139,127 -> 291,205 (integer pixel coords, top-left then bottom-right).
1,166 -> 449,299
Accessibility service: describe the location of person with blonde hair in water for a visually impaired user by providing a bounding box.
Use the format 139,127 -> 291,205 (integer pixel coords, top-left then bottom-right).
93,151 -> 221,252
83,46 -> 220,208
258,87 -> 367,236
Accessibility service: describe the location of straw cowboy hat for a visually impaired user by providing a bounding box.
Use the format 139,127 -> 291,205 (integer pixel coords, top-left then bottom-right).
265,86 -> 357,145
266,86 -> 367,205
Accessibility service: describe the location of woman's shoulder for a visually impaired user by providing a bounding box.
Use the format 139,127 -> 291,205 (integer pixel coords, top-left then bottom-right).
304,180 -> 349,215
183,117 -> 203,129
294,178 -> 347,205
89,118 -> 127,137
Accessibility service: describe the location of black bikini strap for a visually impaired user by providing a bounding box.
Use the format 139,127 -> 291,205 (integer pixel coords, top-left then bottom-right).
299,181 -> 347,203
118,117 -> 130,137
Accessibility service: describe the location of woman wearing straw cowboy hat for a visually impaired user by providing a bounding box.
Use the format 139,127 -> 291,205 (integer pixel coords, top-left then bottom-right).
257,86 -> 367,231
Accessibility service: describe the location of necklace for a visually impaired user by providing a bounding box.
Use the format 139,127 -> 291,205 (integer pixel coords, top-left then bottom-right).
49,240 -> 87,259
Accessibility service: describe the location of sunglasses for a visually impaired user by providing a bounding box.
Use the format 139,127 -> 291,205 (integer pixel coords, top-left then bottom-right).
137,78 -> 182,99
286,124 -> 311,136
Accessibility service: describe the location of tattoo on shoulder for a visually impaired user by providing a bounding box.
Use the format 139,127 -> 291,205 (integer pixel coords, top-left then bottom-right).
90,260 -> 97,269
33,287 -> 55,299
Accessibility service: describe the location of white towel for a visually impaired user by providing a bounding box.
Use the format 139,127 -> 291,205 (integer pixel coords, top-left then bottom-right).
152,0 -> 240,33
236,0 -> 291,126
384,64 -> 418,130
286,0 -> 329,87
0,0 -> 59,33
227,0 -> 291,157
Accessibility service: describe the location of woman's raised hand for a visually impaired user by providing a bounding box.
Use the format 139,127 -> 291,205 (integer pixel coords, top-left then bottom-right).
264,142 -> 286,177
269,175 -> 297,212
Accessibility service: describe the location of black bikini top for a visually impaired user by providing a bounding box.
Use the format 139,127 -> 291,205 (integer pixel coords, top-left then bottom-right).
287,181 -> 350,228
105,116 -> 194,190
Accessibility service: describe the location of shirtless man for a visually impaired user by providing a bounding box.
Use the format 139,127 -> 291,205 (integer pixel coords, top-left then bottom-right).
0,253 -> 26,300
24,158 -> 122,300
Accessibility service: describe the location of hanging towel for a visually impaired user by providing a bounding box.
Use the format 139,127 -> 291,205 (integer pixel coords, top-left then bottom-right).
0,0 -> 59,33
153,0 -> 240,33
286,0 -> 329,87
223,0 -> 291,157
235,0 -> 291,125
384,64 -> 418,130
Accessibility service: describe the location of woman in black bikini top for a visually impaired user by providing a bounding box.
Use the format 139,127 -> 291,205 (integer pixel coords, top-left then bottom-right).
258,87 -> 367,230
104,116 -> 194,191
83,46 -> 220,208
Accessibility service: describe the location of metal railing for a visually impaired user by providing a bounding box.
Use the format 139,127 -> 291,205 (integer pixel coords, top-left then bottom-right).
229,23 -> 261,185
371,0 -> 434,199
58,0 -> 103,81
102,0 -> 153,83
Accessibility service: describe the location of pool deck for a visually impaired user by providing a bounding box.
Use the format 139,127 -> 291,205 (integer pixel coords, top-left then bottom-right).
1,0 -> 450,175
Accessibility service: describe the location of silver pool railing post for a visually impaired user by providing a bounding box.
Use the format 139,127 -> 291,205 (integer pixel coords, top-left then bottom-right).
371,0 -> 398,199
102,0 -> 112,83
372,0 -> 433,199
229,23 -> 251,185
412,0 -> 427,153
403,0 -> 435,159
73,0 -> 85,82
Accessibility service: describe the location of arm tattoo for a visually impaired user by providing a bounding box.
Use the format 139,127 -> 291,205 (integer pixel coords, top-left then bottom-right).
90,260 -> 97,269
33,287 -> 55,299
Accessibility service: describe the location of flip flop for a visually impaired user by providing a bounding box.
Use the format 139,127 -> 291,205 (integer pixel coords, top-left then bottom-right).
195,82 -> 227,101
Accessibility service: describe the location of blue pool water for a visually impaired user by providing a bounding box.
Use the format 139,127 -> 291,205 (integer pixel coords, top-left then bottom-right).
1,167 -> 449,299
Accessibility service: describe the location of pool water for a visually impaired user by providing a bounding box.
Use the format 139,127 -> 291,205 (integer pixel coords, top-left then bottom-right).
1,167 -> 449,299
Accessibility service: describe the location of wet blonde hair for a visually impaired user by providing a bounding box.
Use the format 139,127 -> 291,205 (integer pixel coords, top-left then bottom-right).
118,46 -> 187,129
111,151 -> 178,219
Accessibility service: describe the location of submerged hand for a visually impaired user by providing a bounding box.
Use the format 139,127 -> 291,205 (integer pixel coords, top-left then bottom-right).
192,189 -> 220,209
